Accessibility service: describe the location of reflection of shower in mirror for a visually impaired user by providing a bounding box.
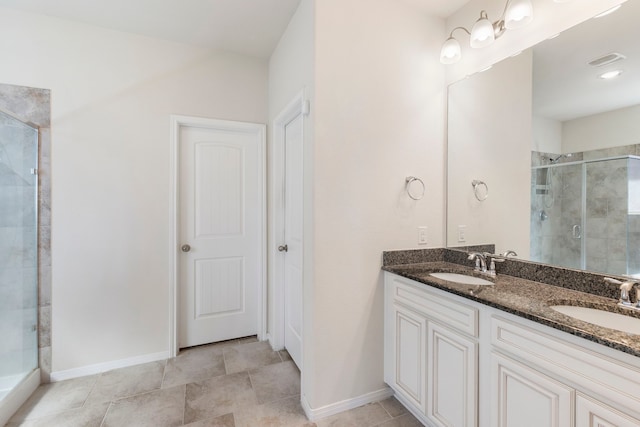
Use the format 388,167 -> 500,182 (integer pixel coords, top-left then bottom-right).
550,153 -> 573,164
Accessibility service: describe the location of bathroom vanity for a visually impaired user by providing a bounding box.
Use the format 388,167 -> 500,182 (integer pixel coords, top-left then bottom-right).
383,249 -> 640,427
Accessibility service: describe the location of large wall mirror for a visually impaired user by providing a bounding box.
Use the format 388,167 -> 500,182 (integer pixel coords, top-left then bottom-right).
447,0 -> 640,277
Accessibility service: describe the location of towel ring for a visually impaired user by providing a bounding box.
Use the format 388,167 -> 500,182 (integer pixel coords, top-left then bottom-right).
472,180 -> 488,201
405,176 -> 425,200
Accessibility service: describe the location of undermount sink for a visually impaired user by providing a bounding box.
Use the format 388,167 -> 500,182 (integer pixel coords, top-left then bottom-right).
550,305 -> 640,335
429,272 -> 494,286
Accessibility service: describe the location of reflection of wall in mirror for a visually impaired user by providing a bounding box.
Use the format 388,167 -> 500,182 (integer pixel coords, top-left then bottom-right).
563,105 -> 640,153
447,51 -> 532,257
533,104 -> 640,154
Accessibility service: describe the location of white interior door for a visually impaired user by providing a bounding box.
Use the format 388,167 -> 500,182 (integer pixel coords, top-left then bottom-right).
179,122 -> 264,348
281,110 -> 304,368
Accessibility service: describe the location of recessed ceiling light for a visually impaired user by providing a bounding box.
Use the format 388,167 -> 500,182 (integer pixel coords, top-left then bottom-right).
599,70 -> 623,79
594,4 -> 622,18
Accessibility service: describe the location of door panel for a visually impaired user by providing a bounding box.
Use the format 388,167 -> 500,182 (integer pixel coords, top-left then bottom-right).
179,124 -> 263,348
427,322 -> 477,427
492,352 -> 573,427
283,113 -> 304,368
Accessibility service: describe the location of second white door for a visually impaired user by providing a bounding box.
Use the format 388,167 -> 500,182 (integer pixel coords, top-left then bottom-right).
179,120 -> 264,348
282,112 -> 304,368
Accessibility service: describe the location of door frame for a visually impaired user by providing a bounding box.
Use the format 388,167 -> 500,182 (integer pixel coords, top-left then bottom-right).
169,115 -> 267,357
270,91 -> 307,353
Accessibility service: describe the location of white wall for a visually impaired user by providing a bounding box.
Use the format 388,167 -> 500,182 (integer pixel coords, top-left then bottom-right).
311,0 -> 446,409
562,104 -> 640,153
267,0 -> 317,404
447,51 -> 532,256
533,116 -> 562,154
0,7 -> 268,373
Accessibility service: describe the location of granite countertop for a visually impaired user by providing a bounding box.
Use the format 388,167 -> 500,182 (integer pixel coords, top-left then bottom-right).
383,261 -> 640,358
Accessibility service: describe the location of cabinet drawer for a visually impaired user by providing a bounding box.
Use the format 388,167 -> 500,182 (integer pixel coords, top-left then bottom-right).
391,276 -> 478,337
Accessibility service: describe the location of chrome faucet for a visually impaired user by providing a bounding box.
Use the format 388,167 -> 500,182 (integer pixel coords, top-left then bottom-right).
604,277 -> 639,308
468,252 -> 487,273
501,250 -> 518,257
487,256 -> 505,276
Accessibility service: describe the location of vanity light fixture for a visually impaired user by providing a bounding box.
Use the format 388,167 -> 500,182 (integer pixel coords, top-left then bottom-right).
440,0 -> 533,64
599,70 -> 623,79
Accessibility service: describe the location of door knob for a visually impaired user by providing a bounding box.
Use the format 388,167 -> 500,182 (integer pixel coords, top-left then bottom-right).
278,244 -> 288,252
181,244 -> 191,253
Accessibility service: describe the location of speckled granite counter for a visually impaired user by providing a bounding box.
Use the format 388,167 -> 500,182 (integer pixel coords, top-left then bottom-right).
382,251 -> 640,358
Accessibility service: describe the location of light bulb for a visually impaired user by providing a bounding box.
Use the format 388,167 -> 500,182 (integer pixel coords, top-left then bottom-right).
440,37 -> 461,64
470,13 -> 496,48
505,0 -> 533,29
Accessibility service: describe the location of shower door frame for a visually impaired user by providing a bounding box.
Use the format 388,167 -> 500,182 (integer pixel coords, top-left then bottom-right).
532,154 -> 638,275
0,83 -> 51,426
0,109 -> 40,425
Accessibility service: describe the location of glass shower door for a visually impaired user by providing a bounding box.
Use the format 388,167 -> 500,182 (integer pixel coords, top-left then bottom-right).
531,162 -> 584,269
0,110 -> 38,401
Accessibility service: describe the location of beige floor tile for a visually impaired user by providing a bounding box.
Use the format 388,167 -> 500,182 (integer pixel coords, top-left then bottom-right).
230,336 -> 260,346
250,361 -> 300,404
316,402 -> 392,427
9,375 -> 99,421
278,350 -> 292,362
375,413 -> 424,427
85,360 -> 166,405
234,396 -> 316,427
223,341 -> 281,374
101,385 -> 185,427
163,344 -> 226,388
182,412 -> 236,427
6,401 -> 109,427
378,397 -> 408,418
184,371 -> 257,424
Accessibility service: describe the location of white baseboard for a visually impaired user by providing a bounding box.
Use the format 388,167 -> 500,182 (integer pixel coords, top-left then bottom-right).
0,368 -> 40,427
50,351 -> 170,382
301,387 -> 394,421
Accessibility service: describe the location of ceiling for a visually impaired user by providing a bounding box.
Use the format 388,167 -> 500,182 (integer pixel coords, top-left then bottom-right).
0,0 -> 302,58
0,0 -> 470,59
533,1 -> 640,122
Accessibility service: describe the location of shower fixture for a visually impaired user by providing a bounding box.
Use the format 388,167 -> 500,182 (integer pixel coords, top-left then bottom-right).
550,153 -> 573,164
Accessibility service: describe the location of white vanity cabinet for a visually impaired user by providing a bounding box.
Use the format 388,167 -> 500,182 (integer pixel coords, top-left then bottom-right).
384,272 -> 640,427
384,273 -> 478,427
490,351 -> 573,427
576,394 -> 640,427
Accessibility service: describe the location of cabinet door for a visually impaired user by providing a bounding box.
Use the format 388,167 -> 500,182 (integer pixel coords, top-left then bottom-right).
393,304 -> 426,412
427,322 -> 477,427
491,352 -> 573,427
576,393 -> 640,427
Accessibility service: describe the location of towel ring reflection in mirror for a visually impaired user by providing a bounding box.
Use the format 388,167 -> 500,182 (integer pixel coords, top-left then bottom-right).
405,176 -> 425,200
472,179 -> 488,201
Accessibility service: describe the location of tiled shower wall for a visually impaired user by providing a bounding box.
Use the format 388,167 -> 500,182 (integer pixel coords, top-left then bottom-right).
531,145 -> 640,276
0,83 -> 52,382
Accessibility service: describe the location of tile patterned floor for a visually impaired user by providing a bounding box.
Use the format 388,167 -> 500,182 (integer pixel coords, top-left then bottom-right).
6,337 -> 422,426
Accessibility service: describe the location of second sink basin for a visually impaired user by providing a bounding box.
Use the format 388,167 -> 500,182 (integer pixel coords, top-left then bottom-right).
429,272 -> 493,286
550,305 -> 640,335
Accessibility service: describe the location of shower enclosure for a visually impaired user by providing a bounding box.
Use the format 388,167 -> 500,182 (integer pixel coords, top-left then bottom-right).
531,155 -> 640,277
0,110 -> 39,402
